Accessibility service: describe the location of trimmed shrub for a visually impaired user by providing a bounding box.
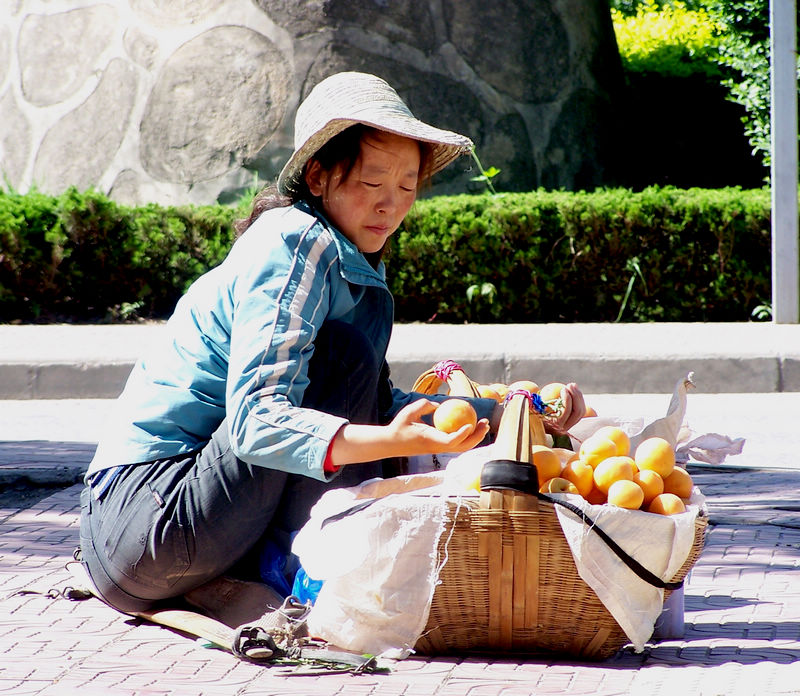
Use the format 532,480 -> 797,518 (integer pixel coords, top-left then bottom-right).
389,187 -> 771,323
127,202 -> 237,317
0,189 -> 63,318
0,187 -> 236,322
0,187 -> 772,324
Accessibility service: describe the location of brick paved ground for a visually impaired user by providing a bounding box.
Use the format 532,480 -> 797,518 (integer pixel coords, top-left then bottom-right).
1,449 -> 799,696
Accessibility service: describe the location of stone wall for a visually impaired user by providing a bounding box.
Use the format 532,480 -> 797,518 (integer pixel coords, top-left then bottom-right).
0,0 -> 623,206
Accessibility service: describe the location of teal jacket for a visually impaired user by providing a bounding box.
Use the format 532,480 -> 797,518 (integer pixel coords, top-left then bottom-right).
87,201 -> 493,483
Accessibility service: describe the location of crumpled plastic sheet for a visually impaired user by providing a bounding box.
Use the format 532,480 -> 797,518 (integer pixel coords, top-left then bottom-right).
676,432 -> 746,464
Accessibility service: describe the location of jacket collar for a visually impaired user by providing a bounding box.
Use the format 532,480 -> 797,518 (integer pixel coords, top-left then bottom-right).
297,200 -> 387,287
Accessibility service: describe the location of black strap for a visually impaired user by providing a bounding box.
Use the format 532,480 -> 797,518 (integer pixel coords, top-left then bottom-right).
542,493 -> 683,590
321,498 -> 378,528
481,459 -> 684,591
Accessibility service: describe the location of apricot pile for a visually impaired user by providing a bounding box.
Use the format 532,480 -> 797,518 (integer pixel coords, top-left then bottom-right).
536,427 -> 694,516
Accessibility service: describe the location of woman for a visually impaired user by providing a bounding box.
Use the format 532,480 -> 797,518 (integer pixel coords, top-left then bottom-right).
79,72 -> 584,614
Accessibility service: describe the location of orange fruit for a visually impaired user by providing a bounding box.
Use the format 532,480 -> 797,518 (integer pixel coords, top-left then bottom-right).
552,447 -> 580,466
662,466 -> 693,499
508,379 -> 540,394
592,425 -> 630,457
476,384 -> 502,402
633,469 -> 664,506
593,455 -> 636,494
531,445 -> 563,486
488,383 -> 509,400
540,477 -> 580,495
561,459 -> 594,498
634,437 -> 675,479
585,486 -> 607,505
538,381 -> 566,403
579,435 -> 619,469
433,399 -> 477,435
607,479 -> 645,510
647,493 -> 686,516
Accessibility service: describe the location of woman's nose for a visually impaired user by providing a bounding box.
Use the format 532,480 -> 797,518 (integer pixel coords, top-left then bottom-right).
376,190 -> 397,214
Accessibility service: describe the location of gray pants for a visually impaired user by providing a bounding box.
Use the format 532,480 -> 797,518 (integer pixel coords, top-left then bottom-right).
80,321 -> 388,613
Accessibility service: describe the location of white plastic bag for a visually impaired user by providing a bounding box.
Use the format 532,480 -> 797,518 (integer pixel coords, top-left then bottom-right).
569,373 -> 693,452
553,488 -> 705,652
292,475 -> 449,659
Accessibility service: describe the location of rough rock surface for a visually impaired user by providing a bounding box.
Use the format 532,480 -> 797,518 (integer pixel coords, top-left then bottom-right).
0,24 -> 11,87
18,5 -> 119,107
0,90 -> 31,187
2,0 -> 622,204
33,59 -> 138,193
139,26 -> 288,184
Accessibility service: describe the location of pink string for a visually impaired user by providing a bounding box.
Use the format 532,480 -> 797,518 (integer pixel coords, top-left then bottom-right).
433,359 -> 462,381
503,388 -> 532,405
503,388 -> 547,414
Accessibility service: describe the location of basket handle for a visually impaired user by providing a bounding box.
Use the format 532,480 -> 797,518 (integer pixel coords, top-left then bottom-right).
480,459 -> 684,591
412,360 -> 481,398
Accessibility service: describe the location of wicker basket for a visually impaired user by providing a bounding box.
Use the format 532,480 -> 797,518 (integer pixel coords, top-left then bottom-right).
412,361 -> 707,660
414,495 -> 707,659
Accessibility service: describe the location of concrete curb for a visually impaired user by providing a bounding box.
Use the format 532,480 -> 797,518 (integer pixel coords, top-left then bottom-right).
1,322 -> 799,398
0,441 -> 96,488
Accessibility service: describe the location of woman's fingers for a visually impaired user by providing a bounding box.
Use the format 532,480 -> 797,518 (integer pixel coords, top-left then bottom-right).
440,418 -> 490,451
559,382 -> 586,431
402,398 -> 438,419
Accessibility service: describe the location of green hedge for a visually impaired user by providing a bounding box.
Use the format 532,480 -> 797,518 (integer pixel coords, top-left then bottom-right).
389,187 -> 772,323
0,188 -> 238,321
0,186 -> 772,323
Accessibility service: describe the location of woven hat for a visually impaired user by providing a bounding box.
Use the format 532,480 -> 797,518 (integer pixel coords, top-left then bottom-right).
277,72 -> 474,194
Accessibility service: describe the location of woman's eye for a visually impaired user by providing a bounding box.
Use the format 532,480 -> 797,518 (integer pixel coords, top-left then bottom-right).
362,181 -> 380,188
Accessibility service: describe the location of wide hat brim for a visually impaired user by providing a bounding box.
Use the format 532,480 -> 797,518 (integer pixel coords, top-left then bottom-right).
277,72 -> 473,194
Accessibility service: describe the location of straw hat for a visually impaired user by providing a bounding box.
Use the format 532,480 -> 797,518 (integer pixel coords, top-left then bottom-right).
277,72 -> 474,194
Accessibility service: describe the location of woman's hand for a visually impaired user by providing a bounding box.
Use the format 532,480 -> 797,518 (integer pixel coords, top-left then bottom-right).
386,399 -> 491,455
329,399 -> 490,467
543,382 -> 586,435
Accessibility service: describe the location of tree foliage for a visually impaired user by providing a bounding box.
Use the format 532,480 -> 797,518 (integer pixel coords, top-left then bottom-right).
611,1 -> 723,78
705,0 -> 791,168
612,0 -> 800,169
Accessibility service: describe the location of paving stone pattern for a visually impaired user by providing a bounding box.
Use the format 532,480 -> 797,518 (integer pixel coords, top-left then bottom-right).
1,460 -> 799,695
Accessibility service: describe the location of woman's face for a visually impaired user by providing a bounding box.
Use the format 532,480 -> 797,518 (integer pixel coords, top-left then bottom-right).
304,130 -> 421,254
